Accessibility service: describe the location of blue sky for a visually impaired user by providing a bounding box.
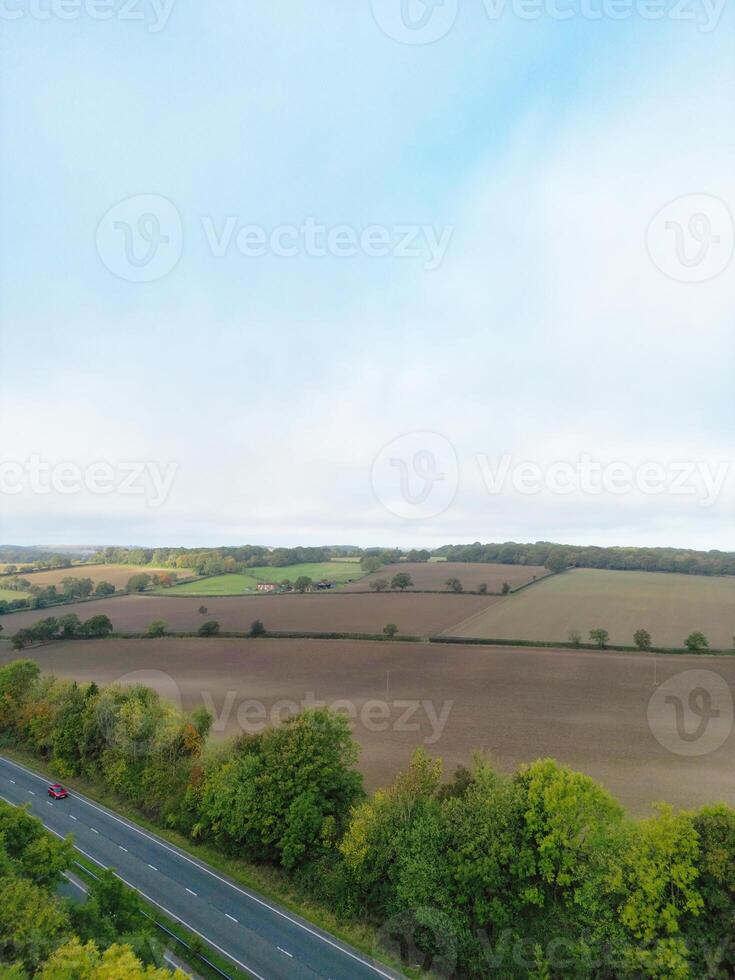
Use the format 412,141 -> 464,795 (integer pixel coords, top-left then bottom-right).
1,1 -> 733,548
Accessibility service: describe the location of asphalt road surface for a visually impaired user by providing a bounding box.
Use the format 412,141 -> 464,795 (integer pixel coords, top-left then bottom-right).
0,755 -> 402,980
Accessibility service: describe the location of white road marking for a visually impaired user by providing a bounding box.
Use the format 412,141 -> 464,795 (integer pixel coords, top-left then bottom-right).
0,756 -> 395,980
69,814 -> 77,821
8,779 -> 14,784
277,946 -> 294,958
185,887 -> 197,896
91,827 -> 99,834
225,913 -> 238,922
148,864 -> 158,871
28,790 -> 35,795
47,801 -> 53,807
119,845 -> 128,852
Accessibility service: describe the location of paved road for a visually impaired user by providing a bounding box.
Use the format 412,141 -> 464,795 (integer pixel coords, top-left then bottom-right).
0,756 -> 402,980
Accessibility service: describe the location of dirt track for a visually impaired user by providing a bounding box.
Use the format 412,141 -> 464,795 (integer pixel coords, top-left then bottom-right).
1,592 -> 493,637
5,636 -> 733,815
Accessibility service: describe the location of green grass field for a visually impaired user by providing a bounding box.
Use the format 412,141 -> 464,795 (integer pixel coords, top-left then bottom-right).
448,568 -> 735,649
0,587 -> 30,602
161,562 -> 365,595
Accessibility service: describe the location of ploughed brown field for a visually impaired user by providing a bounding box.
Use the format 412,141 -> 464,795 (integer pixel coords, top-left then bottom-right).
447,568 -> 735,648
2,592 -> 495,636
345,561 -> 548,592
5,637 -> 733,815
4,564 -> 194,591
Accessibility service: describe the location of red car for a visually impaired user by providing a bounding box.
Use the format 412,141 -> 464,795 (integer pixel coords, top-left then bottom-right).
48,784 -> 68,800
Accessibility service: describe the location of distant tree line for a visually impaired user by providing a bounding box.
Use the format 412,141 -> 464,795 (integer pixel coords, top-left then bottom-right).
1,659 -> 733,978
433,541 -> 735,577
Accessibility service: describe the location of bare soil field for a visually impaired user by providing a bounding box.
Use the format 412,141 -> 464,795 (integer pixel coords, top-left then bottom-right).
4,637 -> 733,814
1,564 -> 194,591
447,568 -> 735,648
345,561 -> 548,592
1,591 -> 494,637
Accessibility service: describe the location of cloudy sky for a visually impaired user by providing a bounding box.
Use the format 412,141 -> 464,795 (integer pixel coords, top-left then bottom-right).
1,0 -> 733,549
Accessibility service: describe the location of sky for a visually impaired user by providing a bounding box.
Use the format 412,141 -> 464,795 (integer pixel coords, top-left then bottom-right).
1,0 -> 733,550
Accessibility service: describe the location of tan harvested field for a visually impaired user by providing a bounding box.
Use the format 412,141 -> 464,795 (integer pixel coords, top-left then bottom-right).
1,591 -> 494,637
4,637 -> 733,814
1,564 -> 194,591
448,568 -> 735,649
345,561 -> 549,592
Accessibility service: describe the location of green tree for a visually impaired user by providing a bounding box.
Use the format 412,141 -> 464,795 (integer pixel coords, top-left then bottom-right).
501,581 -> 511,595
126,574 -> 151,593
589,628 -> 609,649
0,876 -> 70,972
294,576 -> 312,593
11,629 -> 34,651
37,938 -> 180,979
383,623 -> 399,640
445,578 -> 463,593
478,583 -> 488,594
250,619 -> 266,637
370,578 -> 389,592
391,573 -> 413,590
361,556 -> 383,574
568,629 -> 582,647
196,709 -> 363,869
685,631 -> 708,652
58,614 -> 82,638
634,628 -> 652,651
197,620 -> 220,636
146,620 -> 167,637
82,615 -> 113,638
544,552 -> 568,574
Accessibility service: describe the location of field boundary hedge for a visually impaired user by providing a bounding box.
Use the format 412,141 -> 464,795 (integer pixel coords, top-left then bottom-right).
432,634 -> 735,655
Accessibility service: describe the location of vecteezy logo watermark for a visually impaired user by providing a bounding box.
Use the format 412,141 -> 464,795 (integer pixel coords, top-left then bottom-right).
0,456 -> 178,508
648,669 -> 733,756
201,216 -> 453,271
371,0 -> 460,44
100,669 -> 184,757
96,194 -> 183,282
372,432 -> 459,521
476,454 -> 730,508
0,0 -> 176,33
375,908 -> 458,977
647,194 -> 734,283
371,0 -> 725,43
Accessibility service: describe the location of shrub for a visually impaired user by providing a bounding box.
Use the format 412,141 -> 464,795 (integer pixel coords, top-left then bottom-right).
250,619 -> 266,637
147,620 -> 168,637
383,623 -> 399,640
198,620 -> 220,636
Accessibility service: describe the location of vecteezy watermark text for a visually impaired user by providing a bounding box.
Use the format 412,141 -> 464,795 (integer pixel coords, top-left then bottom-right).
0,456 -> 178,508
201,216 -> 453,271
95,194 -> 453,282
0,0 -> 176,32
476,454 -> 730,508
203,690 -> 454,744
371,0 -> 725,45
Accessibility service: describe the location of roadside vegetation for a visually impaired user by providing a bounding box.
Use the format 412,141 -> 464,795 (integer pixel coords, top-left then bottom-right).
1,659 -> 733,978
0,798 -> 186,977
